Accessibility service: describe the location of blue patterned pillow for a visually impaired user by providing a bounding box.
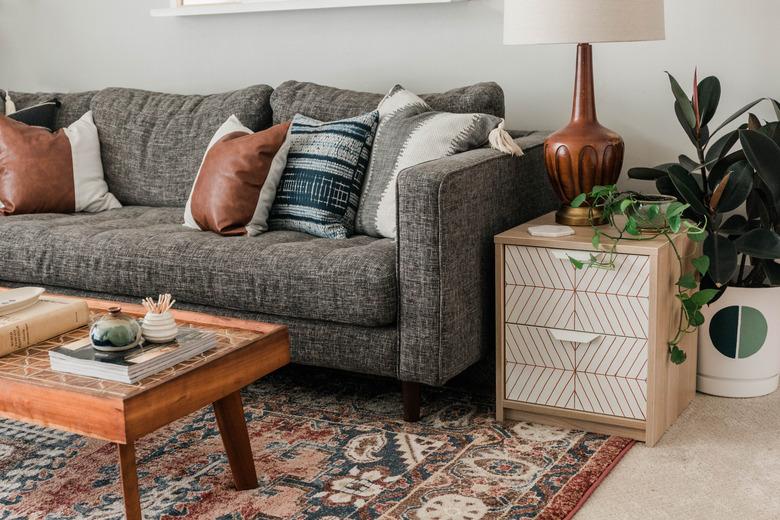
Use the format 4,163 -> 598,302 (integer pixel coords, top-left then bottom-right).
269,111 -> 379,239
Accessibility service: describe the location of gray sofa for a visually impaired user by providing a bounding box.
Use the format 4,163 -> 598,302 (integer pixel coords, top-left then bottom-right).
0,81 -> 558,419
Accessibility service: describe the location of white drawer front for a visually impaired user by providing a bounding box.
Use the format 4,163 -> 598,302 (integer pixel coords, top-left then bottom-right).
505,245 -> 575,289
504,245 -> 650,339
504,324 -> 648,420
506,364 -> 575,409
505,285 -> 575,330
574,292 -> 649,338
575,374 -> 647,420
505,324 -> 576,370
575,254 -> 650,296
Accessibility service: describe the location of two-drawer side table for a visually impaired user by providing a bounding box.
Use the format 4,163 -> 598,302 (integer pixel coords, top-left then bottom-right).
495,212 -> 698,446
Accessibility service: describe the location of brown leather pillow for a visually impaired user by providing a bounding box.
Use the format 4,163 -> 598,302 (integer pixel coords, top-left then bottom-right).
0,112 -> 120,215
184,119 -> 291,236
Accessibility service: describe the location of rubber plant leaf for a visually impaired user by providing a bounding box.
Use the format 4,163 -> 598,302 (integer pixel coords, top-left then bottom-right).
667,72 -> 696,129
667,165 -> 709,215
734,229 -> 780,259
703,234 -> 738,284
740,129 -> 780,202
697,76 -> 721,127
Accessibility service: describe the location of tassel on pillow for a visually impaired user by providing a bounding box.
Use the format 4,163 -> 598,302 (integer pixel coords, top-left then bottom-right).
489,119 -> 524,157
3,90 -> 16,115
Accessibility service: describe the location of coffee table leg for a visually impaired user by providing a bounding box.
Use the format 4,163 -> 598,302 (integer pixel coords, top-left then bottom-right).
213,391 -> 258,490
117,442 -> 142,520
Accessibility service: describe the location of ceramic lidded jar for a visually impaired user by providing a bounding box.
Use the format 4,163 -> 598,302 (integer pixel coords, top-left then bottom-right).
90,306 -> 142,352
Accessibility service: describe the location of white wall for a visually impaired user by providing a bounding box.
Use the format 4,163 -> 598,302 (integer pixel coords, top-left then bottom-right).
1,0 -> 778,186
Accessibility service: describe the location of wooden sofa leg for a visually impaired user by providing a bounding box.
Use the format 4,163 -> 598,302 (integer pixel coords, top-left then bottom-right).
402,381 -> 421,422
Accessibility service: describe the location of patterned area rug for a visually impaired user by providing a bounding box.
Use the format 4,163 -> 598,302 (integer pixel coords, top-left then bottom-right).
0,366 -> 632,519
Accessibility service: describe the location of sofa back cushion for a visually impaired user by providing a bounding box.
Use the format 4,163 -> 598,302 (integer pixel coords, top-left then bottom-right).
270,81 -> 505,124
90,85 -> 274,207
1,91 -> 97,129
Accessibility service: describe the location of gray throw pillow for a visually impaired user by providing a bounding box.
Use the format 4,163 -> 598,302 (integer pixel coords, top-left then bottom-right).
355,85 -> 506,239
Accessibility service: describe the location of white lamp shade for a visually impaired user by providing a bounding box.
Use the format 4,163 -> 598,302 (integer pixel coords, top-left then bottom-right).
504,0 -> 666,45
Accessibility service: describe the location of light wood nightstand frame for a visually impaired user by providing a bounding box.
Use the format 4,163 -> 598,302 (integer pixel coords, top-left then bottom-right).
495,213 -> 698,446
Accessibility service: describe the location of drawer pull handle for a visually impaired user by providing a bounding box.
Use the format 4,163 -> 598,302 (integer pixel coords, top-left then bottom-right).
550,250 -> 591,262
549,329 -> 602,344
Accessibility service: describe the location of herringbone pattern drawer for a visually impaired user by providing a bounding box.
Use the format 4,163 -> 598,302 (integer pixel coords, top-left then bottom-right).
504,324 -> 648,420
504,245 -> 650,339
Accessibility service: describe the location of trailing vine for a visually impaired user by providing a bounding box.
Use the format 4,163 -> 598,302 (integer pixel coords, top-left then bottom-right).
569,185 -> 716,364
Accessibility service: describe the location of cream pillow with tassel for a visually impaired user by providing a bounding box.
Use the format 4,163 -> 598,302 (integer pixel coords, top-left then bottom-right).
355,85 -> 523,239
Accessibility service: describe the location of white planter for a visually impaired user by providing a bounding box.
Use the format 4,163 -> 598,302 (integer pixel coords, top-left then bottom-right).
698,286 -> 780,397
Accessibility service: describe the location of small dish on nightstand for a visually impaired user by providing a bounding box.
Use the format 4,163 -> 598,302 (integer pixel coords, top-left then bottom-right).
527,224 -> 575,238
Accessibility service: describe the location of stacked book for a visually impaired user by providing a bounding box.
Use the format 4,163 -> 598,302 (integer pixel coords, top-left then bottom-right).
1,293 -> 90,357
49,328 -> 218,384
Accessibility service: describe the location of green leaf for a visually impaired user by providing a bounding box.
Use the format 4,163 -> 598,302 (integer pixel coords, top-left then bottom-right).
571,193 -> 587,208
679,154 -> 700,171
698,76 -> 721,127
619,198 -> 633,213
656,175 -> 681,199
704,234 -> 739,284
713,161 -> 753,213
591,185 -> 613,198
675,101 -> 699,146
668,214 -> 682,233
625,216 -> 640,236
765,261 -> 780,285
719,214 -> 748,235
705,128 -> 743,165
690,311 -> 705,327
734,229 -> 780,259
628,167 -> 668,180
686,224 -> 707,242
591,230 -> 601,250
666,201 -> 688,218
670,345 -> 687,365
646,204 -> 660,221
691,289 -> 720,306
569,256 -> 584,269
692,255 -> 710,275
739,129 -> 780,202
678,273 -> 697,289
667,72 -> 696,129
712,98 -> 767,136
667,165 -> 709,215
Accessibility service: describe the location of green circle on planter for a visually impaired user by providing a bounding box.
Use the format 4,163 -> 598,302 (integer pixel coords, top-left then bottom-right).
709,305 -> 768,359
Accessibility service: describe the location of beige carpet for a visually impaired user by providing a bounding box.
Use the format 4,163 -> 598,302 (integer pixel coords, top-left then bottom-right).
575,389 -> 780,519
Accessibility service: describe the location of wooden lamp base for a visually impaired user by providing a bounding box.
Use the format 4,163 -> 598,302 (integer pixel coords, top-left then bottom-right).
544,43 -> 625,226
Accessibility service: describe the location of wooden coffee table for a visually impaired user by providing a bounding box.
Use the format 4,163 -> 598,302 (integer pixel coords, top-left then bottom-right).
0,296 -> 290,520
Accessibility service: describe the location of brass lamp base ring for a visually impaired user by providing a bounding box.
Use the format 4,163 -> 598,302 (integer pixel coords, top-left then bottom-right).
555,205 -> 606,227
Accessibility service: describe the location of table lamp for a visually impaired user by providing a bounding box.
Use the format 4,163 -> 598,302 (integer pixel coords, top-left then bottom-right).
504,0 -> 666,225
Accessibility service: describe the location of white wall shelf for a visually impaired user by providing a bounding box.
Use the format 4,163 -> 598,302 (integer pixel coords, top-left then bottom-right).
151,0 -> 466,17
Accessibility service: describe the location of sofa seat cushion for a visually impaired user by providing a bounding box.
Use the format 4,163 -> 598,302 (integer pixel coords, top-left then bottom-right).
0,207 -> 397,326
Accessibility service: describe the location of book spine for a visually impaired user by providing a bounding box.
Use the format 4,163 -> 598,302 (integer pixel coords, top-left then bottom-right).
0,301 -> 90,357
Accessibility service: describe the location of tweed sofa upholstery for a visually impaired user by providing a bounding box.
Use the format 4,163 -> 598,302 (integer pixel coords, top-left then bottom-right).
0,208 -> 396,326
0,82 -> 557,387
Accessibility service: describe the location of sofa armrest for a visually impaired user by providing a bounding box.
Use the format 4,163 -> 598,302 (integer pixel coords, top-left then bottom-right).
396,132 -> 558,386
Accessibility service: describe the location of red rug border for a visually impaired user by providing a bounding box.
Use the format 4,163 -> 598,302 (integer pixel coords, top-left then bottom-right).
563,438 -> 636,520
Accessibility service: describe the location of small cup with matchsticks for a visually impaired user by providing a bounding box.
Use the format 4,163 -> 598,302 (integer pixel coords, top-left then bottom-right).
140,294 -> 178,344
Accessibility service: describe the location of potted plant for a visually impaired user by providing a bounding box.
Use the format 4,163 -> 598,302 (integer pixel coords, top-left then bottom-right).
626,71 -> 780,397
570,187 -> 711,366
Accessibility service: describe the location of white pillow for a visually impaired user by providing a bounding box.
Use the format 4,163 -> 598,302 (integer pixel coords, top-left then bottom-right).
66,112 -> 122,212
